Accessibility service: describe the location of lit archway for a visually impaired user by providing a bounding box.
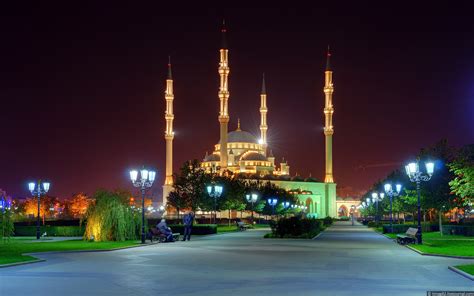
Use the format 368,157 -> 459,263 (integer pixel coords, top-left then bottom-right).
338,205 -> 348,217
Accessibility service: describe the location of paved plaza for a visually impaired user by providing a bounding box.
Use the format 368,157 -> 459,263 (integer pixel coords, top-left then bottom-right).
1,222 -> 473,296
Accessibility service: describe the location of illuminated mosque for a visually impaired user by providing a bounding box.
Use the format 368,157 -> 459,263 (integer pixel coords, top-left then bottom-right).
162,24 -> 339,218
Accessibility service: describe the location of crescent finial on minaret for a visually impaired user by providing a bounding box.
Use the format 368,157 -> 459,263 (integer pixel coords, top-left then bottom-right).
326,45 -> 332,71
221,18 -> 227,49
167,55 -> 172,79
261,73 -> 266,94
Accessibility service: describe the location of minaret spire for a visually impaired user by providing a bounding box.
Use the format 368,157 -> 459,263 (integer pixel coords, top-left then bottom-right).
218,21 -> 230,171
167,55 -> 172,79
259,73 -> 268,155
323,47 -> 335,183
163,57 -> 175,205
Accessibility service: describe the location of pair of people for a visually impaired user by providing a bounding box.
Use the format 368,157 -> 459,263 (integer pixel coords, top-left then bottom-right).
155,211 -> 194,242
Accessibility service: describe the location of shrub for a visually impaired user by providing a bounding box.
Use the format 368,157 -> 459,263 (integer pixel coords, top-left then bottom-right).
167,224 -> 217,235
442,225 -> 474,236
382,223 -> 439,234
271,217 -> 323,238
322,216 -> 333,226
14,225 -> 85,236
338,216 -> 350,221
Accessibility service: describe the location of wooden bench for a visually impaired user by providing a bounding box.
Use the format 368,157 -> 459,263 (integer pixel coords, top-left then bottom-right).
237,221 -> 251,231
396,227 -> 418,245
148,228 -> 180,243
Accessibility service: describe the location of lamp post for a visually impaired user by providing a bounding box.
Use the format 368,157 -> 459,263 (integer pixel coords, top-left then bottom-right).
130,168 -> 156,244
267,198 -> 278,217
207,184 -> 223,224
245,193 -> 258,224
371,192 -> 384,224
384,183 -> 402,234
405,161 -> 434,244
350,205 -> 356,225
28,180 -> 51,240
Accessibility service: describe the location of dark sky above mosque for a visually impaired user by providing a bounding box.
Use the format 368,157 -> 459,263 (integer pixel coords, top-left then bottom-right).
1,2 -> 473,198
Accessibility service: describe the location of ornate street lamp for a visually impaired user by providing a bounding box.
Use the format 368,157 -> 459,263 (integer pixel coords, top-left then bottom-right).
207,184 -> 223,224
245,193 -> 258,224
267,198 -> 278,216
405,161 -> 435,244
130,167 -> 156,244
28,180 -> 51,240
384,183 -> 402,234
371,192 -> 385,224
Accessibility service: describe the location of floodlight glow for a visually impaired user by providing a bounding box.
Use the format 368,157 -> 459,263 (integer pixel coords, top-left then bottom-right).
258,138 -> 264,144
140,169 -> 149,181
366,197 -> 371,204
246,194 -> 250,202
372,192 -> 378,199
251,193 -> 258,202
380,193 -> 385,199
43,182 -> 50,193
28,182 -> 36,192
130,170 -> 138,182
384,184 -> 391,193
396,184 -> 402,193
148,171 -> 156,182
425,162 -> 434,175
207,186 -> 212,195
408,162 -> 418,174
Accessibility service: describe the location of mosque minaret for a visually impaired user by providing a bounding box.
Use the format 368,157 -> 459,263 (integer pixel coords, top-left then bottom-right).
162,58 -> 174,205
259,74 -> 268,156
218,22 -> 230,171
323,48 -> 335,183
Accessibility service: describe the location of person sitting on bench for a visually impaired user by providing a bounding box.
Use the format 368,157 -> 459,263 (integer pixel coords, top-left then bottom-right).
157,219 -> 174,242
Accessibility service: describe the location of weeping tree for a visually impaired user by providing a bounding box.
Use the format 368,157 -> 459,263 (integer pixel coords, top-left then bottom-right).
84,190 -> 140,242
0,209 -> 14,242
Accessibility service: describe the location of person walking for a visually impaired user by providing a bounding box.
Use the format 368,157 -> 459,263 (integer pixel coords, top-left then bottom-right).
182,211 -> 195,241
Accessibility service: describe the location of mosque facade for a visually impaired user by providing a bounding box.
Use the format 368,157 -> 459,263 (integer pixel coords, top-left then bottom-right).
163,25 -> 338,218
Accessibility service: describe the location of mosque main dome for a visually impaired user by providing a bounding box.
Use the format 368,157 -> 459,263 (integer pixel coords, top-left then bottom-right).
227,130 -> 258,144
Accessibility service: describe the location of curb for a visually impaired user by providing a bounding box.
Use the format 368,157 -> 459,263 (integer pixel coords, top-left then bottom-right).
0,242 -> 152,269
0,258 -> 46,268
448,266 -> 474,281
405,245 -> 474,260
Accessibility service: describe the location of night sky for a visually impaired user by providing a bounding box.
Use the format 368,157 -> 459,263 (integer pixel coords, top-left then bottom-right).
1,3 -> 473,199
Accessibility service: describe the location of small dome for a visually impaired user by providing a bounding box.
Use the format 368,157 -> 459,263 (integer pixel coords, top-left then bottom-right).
292,176 -> 304,181
304,177 -> 318,182
204,154 -> 220,162
240,152 -> 267,161
227,130 -> 258,143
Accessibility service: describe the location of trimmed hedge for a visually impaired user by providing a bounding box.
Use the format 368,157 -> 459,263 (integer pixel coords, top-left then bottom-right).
382,223 -> 439,234
14,225 -> 85,237
442,225 -> 474,236
167,224 -> 217,235
269,217 -> 323,239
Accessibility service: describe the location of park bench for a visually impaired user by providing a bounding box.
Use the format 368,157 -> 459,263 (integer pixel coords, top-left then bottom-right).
148,228 -> 180,243
396,227 -> 418,245
236,221 -> 251,231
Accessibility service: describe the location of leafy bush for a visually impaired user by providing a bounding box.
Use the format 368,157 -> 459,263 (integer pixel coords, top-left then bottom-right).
269,217 -> 323,239
338,216 -> 350,221
167,224 -> 217,235
84,190 -> 141,242
14,225 -> 85,236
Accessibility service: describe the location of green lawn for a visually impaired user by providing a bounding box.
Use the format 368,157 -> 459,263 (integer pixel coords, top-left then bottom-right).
0,239 -> 139,265
455,264 -> 474,275
381,232 -> 474,257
